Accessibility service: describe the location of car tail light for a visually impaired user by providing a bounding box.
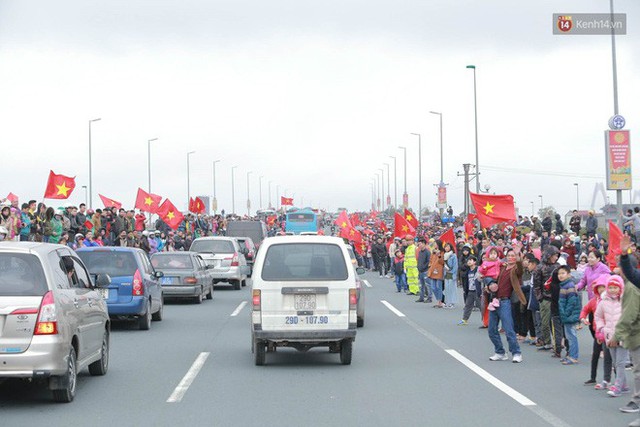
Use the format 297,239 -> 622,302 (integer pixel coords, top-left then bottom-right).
349,288 -> 357,309
184,277 -> 197,284
35,291 -> 58,335
230,253 -> 239,267
10,307 -> 39,315
252,289 -> 262,325
252,289 -> 261,310
133,269 -> 144,296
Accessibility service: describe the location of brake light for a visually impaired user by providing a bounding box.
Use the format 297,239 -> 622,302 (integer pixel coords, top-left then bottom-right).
184,277 -> 197,284
252,289 -> 261,310
10,308 -> 39,315
231,253 -> 239,267
349,288 -> 357,309
35,291 -> 58,335
133,269 -> 144,296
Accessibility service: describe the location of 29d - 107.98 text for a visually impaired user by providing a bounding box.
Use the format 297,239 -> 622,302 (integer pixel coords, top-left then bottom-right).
285,316 -> 329,325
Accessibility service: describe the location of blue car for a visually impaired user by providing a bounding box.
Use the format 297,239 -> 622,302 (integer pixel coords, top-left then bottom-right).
77,247 -> 164,330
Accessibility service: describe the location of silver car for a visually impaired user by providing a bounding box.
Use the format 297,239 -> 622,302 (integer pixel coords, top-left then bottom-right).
150,252 -> 214,303
189,237 -> 250,290
0,243 -> 111,402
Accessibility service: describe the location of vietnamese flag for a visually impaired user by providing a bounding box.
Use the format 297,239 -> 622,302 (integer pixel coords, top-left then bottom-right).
439,228 -> 456,252
394,212 -> 415,239
44,170 -> 76,199
349,213 -> 361,227
193,197 -> 205,214
280,196 -> 293,206
6,192 -> 18,203
156,199 -> 185,230
404,208 -> 418,229
99,194 -> 122,210
335,211 -> 352,229
607,221 -> 623,269
134,188 -> 162,213
469,192 -> 517,229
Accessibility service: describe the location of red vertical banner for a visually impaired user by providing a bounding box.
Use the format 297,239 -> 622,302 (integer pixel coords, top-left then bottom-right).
605,130 -> 631,190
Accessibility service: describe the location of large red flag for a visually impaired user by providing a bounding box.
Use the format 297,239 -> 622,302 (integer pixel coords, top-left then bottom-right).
6,192 -> 18,203
469,192 -> 517,228
280,196 -> 293,206
404,208 -> 419,229
156,199 -> 185,230
44,170 -> 76,199
393,212 -> 415,239
335,211 -> 352,229
135,188 -> 162,213
194,197 -> 205,214
607,221 -> 623,269
349,213 -> 361,227
99,194 -> 122,210
439,228 -> 456,252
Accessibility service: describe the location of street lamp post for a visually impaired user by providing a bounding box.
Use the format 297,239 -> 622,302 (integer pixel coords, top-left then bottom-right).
259,176 -> 263,210
81,186 -> 88,206
429,111 -> 444,183
147,138 -> 158,194
231,166 -> 238,215
466,65 -> 480,193
378,168 -> 385,211
375,175 -> 380,210
530,201 -> 534,216
187,151 -> 196,208
538,195 -> 543,212
88,118 -> 101,209
574,183 -> 579,210
609,0 -> 623,226
398,146 -> 407,208
276,185 -> 280,211
370,182 -> 374,211
268,181 -> 272,209
389,155 -> 397,210
246,171 -> 252,216
383,163 -> 390,211
410,133 -> 422,219
212,160 -> 220,214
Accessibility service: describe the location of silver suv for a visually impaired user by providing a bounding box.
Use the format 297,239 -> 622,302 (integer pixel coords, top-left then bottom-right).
0,243 -> 111,402
190,237 -> 250,290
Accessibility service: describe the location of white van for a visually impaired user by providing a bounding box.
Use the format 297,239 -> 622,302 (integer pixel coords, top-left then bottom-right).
250,236 -> 363,365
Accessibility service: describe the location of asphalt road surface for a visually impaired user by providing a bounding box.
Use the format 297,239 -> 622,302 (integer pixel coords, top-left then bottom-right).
0,273 -> 634,427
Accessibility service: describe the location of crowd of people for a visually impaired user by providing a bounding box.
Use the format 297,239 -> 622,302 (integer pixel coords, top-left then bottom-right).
339,209 -> 640,426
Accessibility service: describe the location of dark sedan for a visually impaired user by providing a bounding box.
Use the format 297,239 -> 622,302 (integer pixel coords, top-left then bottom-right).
150,252 -> 214,304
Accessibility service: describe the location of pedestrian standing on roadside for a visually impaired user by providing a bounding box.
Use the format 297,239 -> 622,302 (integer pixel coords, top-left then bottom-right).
580,275 -> 613,388
443,242 -> 458,308
557,265 -> 581,365
427,241 -> 445,307
404,235 -> 419,296
458,255 -> 480,325
415,238 -> 431,303
393,249 -> 407,293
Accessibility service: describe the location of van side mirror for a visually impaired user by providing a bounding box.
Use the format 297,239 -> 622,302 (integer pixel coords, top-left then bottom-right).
356,267 -> 365,275
95,273 -> 111,288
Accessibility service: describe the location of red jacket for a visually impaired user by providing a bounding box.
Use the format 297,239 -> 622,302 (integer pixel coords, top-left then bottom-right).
135,213 -> 146,231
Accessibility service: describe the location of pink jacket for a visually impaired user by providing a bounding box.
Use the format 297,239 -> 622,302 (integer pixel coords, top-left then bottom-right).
594,275 -> 625,342
479,259 -> 502,279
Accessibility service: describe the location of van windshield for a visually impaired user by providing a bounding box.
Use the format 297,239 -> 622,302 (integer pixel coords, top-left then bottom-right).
261,243 -> 348,281
0,253 -> 48,296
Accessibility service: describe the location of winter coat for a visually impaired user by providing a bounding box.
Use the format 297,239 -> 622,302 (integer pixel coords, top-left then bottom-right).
48,217 -> 63,244
542,217 -> 553,233
444,251 -> 458,278
580,275 -> 607,336
586,216 -> 598,234
393,256 -> 405,275
417,247 -> 430,273
594,276 -> 625,342
427,252 -> 444,280
372,242 -> 387,263
569,215 -> 582,234
559,279 -> 581,324
533,246 -> 560,301
135,213 -> 146,231
614,279 -> 640,350
404,244 -> 417,269
493,262 -> 527,305
577,262 -> 611,299
555,215 -> 564,234
478,259 -> 502,279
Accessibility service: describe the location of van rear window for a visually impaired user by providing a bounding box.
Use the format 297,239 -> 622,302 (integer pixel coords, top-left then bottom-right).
261,243 -> 348,281
0,253 -> 48,296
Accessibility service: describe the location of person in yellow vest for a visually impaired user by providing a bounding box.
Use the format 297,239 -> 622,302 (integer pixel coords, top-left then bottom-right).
404,234 -> 420,295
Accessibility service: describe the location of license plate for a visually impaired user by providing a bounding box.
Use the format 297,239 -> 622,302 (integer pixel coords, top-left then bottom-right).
99,289 -> 109,299
294,294 -> 316,310
161,277 -> 173,285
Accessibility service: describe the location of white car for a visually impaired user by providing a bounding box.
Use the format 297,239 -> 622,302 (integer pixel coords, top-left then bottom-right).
250,236 -> 362,365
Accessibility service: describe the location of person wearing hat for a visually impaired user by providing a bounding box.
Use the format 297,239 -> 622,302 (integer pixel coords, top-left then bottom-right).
72,233 -> 85,250
404,234 -> 420,295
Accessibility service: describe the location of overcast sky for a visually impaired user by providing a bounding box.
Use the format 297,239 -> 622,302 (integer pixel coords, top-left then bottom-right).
0,0 -> 638,215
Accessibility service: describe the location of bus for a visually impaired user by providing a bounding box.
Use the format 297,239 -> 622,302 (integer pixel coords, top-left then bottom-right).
285,208 -> 320,234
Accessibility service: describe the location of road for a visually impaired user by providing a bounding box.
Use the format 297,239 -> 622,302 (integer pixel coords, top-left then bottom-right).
0,273 -> 633,426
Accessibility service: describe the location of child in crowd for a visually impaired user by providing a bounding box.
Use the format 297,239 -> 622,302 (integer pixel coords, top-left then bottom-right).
595,275 -> 628,397
557,265 -> 581,365
580,275 -> 612,388
521,253 -> 539,345
393,250 -> 407,293
478,247 -> 502,328
458,256 -> 481,325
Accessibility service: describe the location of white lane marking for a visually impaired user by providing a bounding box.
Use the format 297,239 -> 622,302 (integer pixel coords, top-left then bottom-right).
363,280 -> 372,288
230,301 -> 248,317
166,352 -> 210,403
445,349 -> 536,406
380,300 -> 405,317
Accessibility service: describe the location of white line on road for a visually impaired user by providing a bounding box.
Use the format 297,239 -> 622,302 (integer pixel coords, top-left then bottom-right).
445,349 -> 536,407
380,300 -> 405,317
166,352 -> 210,403
230,301 -> 248,317
363,280 -> 372,288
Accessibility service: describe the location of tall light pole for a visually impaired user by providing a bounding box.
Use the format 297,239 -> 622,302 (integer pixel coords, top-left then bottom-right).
147,138 -> 158,194
538,194 -> 543,212
246,171 -> 252,216
81,185 -> 88,207
398,146 -> 407,208
574,183 -> 579,210
212,160 -> 220,214
378,168 -> 385,211
466,65 -> 480,193
187,151 -> 196,208
276,185 -> 280,211
410,133 -> 422,219
375,175 -> 380,210
268,181 -> 273,209
530,201 -> 534,216
389,155 -> 397,210
609,0 -> 623,226
231,166 -> 238,215
259,175 -> 264,210
88,118 -> 101,209
370,182 -> 375,211
383,163 -> 390,211
429,111 -> 444,184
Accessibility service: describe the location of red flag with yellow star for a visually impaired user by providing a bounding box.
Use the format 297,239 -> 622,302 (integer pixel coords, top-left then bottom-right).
469,192 -> 516,228
99,194 -> 122,210
394,212 -> 415,239
334,211 -> 352,229
44,170 -> 76,199
156,199 -> 184,230
134,188 -> 162,213
403,208 -> 418,229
